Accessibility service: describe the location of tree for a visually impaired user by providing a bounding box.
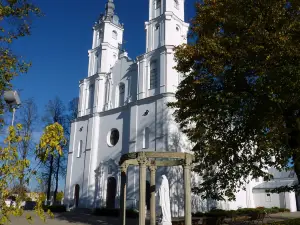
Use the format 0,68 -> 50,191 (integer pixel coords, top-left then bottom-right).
67,97 -> 79,131
36,122 -> 67,203
56,191 -> 64,202
42,97 -> 67,203
169,0 -> 300,200
0,1 -> 53,223
0,1 -> 42,127
16,99 -> 38,189
0,124 -> 56,224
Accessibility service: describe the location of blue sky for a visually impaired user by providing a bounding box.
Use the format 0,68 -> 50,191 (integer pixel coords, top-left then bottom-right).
12,0 -> 196,110
10,0 -> 196,191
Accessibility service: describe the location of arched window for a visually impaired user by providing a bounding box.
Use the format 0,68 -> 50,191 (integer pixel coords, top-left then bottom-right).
77,140 -> 83,158
176,25 -> 180,32
174,0 -> 179,9
119,83 -> 125,107
112,30 -> 118,39
156,0 -> 161,9
143,127 -> 150,149
150,60 -> 157,89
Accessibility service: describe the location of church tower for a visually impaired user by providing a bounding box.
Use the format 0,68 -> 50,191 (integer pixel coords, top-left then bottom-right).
146,0 -> 187,52
78,0 -> 124,117
138,0 -> 189,99
88,0 -> 124,76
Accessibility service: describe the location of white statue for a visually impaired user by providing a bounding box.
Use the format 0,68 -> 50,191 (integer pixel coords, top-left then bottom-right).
158,175 -> 172,225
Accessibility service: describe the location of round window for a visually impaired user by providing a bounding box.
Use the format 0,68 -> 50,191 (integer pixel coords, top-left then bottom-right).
107,129 -> 119,147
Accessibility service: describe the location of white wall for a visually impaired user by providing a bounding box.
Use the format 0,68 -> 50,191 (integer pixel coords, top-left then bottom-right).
253,189 -> 297,212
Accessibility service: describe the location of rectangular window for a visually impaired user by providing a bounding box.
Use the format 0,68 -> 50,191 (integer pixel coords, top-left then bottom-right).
143,127 -> 150,149
119,84 -> 125,107
266,193 -> 271,202
77,140 -> 83,158
150,60 -> 158,89
88,84 -> 95,109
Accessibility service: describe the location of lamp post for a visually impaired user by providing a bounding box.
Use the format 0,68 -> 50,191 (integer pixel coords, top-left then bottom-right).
4,90 -> 21,126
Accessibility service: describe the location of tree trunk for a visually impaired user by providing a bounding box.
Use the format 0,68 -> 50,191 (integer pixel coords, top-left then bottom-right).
19,141 -> 28,197
53,154 -> 60,202
47,155 -> 54,204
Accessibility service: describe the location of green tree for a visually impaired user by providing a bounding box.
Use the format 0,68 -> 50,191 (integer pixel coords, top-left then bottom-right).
169,0 -> 300,200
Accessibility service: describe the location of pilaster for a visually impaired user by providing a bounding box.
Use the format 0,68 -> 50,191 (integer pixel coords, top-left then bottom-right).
137,153 -> 148,225
149,164 -> 157,225
183,154 -> 192,225
120,163 -> 128,225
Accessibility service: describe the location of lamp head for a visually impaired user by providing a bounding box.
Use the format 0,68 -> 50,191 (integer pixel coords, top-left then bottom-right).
4,91 -> 21,107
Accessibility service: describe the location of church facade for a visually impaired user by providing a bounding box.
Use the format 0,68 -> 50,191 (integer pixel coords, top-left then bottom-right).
64,0 -> 190,213
64,0 -> 299,214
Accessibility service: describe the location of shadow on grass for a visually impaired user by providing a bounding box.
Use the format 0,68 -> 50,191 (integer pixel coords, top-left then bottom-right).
54,211 -> 146,225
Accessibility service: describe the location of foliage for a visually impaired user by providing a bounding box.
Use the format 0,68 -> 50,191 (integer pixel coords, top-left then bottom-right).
93,208 -> 139,218
0,0 -> 42,128
191,207 -> 290,218
36,122 -> 66,162
56,191 -> 64,202
0,125 -> 52,223
41,97 -> 68,202
169,0 -> 300,200
37,121 -> 66,203
25,196 -> 32,202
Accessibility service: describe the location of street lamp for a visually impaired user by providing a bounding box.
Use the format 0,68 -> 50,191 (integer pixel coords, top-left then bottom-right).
4,90 -> 21,126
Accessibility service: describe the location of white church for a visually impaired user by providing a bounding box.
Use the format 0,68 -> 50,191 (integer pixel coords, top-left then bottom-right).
64,0 -> 299,215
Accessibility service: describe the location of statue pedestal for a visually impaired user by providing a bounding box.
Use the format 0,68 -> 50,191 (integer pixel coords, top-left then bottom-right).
158,222 -> 172,225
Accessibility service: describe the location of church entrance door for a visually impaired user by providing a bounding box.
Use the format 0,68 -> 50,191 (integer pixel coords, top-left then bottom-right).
106,177 -> 117,209
74,184 -> 80,207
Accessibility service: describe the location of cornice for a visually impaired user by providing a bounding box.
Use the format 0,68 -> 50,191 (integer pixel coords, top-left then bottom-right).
136,45 -> 175,61
147,11 -> 189,27
98,92 -> 175,117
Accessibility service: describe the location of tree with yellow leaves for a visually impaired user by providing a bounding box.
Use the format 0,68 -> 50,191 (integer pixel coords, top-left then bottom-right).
36,122 -> 67,204
0,124 -> 55,224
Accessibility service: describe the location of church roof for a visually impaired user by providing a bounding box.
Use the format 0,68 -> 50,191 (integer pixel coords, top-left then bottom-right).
253,179 -> 297,189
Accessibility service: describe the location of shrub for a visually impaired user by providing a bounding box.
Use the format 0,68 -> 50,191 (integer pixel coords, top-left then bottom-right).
206,209 -> 228,218
192,212 -> 204,217
43,205 -> 66,212
191,207 -> 291,219
93,208 -> 139,218
25,196 -> 32,202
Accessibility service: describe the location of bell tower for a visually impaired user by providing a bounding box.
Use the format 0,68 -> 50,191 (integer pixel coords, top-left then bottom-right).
145,0 -> 188,52
88,0 -> 124,76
